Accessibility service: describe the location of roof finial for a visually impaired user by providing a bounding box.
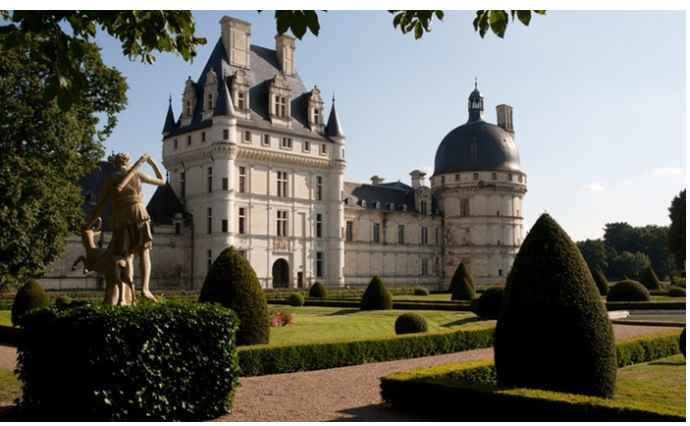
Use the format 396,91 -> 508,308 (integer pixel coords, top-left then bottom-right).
168,93 -> 172,105
332,92 -> 336,104
474,76 -> 478,90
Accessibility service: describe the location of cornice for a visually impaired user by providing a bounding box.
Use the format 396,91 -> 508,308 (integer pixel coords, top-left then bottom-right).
236,145 -> 332,170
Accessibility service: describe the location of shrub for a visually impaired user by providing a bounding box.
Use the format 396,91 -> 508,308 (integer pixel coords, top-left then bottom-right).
361,276 -> 392,310
287,293 -> 305,306
199,246 -> 270,346
592,269 -> 609,296
639,265 -> 662,290
11,280 -> 49,326
668,286 -> 685,297
494,213 -> 617,398
681,328 -> 686,357
450,263 -> 476,301
607,280 -> 651,302
395,313 -> 428,335
670,275 -> 685,288
309,281 -> 328,298
17,302 -> 240,420
471,286 -> 504,319
414,287 -> 430,296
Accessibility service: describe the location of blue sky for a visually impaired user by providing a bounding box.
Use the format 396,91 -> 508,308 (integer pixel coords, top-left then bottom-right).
96,11 -> 686,241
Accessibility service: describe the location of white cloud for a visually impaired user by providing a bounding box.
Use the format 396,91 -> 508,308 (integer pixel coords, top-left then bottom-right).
581,182 -> 605,192
651,167 -> 684,177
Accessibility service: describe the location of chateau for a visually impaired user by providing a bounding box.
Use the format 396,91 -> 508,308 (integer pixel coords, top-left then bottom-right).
41,16 -> 527,291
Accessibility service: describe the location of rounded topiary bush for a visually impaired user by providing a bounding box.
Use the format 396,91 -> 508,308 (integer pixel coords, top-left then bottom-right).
592,269 -> 609,296
394,313 -> 428,335
414,287 -> 429,296
639,265 -> 661,290
471,286 -> 504,319
669,286 -> 686,297
199,246 -> 269,345
607,280 -> 651,302
361,276 -> 392,311
680,328 -> 686,357
309,281 -> 328,298
287,293 -> 305,307
12,280 -> 49,326
450,262 -> 476,301
494,213 -> 617,398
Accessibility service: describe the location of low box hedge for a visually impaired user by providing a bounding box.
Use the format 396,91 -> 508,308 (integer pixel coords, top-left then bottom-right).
605,301 -> 686,311
380,332 -> 684,421
238,324 -> 494,377
267,298 -> 474,312
16,302 -> 241,421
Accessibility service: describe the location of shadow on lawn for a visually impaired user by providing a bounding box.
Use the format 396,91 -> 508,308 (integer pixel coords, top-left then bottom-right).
440,317 -> 483,328
332,403 -> 426,422
648,360 -> 686,366
325,309 -> 360,316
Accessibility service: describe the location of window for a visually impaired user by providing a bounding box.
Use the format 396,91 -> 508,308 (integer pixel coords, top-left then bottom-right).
180,171 -> 186,199
207,94 -> 213,110
497,240 -> 501,246
276,95 -> 288,118
239,167 -> 247,193
455,174 -> 460,181
238,207 -> 246,234
244,131 -> 251,143
222,177 -> 228,191
174,139 -> 178,150
237,91 -> 246,110
221,219 -> 228,233
441,176 -> 446,184
496,210 -> 501,217
373,223 -> 380,243
201,131 -> 206,142
346,221 -> 354,242
492,172 -> 497,180
320,144 -> 327,155
277,210 -> 288,237
421,226 -> 428,245
398,224 -> 405,244
421,258 -> 429,276
187,135 -> 191,146
185,100 -> 192,116
420,200 -> 428,215
223,129 -> 229,140
175,223 -> 181,235
517,209 -> 520,217
207,208 -> 212,234
207,167 -> 213,193
460,198 -> 470,217
281,137 -> 293,149
473,172 -> 479,181
361,200 -> 367,208
518,175 -> 524,183
499,268 -> 503,277
263,134 -> 270,146
207,250 -> 212,272
313,108 -> 321,124
508,174 -> 513,181
304,140 -> 311,152
316,252 -> 324,277
277,171 -> 288,198
316,213 -> 323,238
435,227 -> 439,245
316,176 -> 323,201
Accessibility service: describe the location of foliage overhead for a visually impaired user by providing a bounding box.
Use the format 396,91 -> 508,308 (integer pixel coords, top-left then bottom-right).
668,189 -> 685,271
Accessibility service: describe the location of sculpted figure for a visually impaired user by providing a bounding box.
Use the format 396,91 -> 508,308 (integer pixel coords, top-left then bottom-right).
85,152 -> 166,303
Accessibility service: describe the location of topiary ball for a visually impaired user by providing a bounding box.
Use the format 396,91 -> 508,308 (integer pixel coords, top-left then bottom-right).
639,266 -> 662,290
450,262 -> 476,301
394,313 -> 428,335
11,280 -> 50,326
592,269 -> 609,296
494,213 -> 617,398
607,280 -> 651,302
287,293 -> 305,307
471,286 -> 504,320
414,287 -> 429,296
669,286 -> 686,297
309,281 -> 328,298
361,276 -> 392,311
680,328 -> 686,357
199,246 -> 270,345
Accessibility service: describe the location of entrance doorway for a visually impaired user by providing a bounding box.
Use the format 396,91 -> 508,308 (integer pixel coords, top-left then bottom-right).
272,259 -> 290,288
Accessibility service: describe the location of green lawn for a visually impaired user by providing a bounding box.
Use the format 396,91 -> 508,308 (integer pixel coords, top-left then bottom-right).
614,354 -> 686,417
0,311 -> 10,327
0,369 -> 20,404
265,306 -> 487,347
393,293 -> 453,302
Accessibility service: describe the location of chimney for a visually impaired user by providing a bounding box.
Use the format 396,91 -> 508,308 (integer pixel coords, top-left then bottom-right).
410,170 -> 426,189
275,34 -> 296,75
370,175 -> 384,185
220,16 -> 251,69
496,104 -> 514,133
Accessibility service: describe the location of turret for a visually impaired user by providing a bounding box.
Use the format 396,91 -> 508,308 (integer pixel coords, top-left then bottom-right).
325,96 -> 345,139
468,79 -> 485,122
213,61 -> 235,117
162,96 -> 176,135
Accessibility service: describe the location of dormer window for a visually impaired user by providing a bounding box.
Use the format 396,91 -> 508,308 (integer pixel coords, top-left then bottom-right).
269,73 -> 291,123
313,108 -> 321,124
276,96 -> 288,118
207,94 -> 214,110
182,77 -> 197,124
185,100 -> 192,116
320,144 -> 327,155
361,200 -> 367,208
237,91 -> 246,110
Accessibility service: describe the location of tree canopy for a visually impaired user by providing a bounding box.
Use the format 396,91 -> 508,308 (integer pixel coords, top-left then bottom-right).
668,189 -> 686,271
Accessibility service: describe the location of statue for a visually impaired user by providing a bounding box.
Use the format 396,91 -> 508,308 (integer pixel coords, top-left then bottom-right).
82,152 -> 166,305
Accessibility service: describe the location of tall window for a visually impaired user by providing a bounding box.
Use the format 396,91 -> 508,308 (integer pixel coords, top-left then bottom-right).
244,131 -> 251,143
460,198 -> 470,217
222,177 -> 228,191
421,258 -> 429,276
263,134 -> 270,146
207,167 -> 213,193
180,171 -> 186,199
277,171 -> 288,198
238,207 -> 246,234
238,167 -> 247,193
207,94 -> 213,110
473,172 -> 479,181
316,252 -> 324,277
237,91 -> 246,110
304,140 -> 311,152
221,219 -> 228,233
316,176 -> 323,201
207,250 -> 212,272
421,226 -> 428,245
373,223 -> 380,243
276,95 -> 288,118
320,144 -> 327,155
435,227 -> 440,245
492,172 -> 497,180
174,139 -> 178,150
281,137 -> 293,149
207,207 -> 212,234
346,221 -> 354,242
201,131 -> 206,142
316,214 -> 323,238
420,200 -> 428,215
223,129 -> 229,140
398,224 -> 405,244
187,135 -> 191,146
185,100 -> 192,116
277,210 -> 288,237
313,108 -> 321,124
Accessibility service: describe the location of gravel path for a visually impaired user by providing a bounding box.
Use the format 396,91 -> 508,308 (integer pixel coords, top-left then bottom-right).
0,324 -> 680,421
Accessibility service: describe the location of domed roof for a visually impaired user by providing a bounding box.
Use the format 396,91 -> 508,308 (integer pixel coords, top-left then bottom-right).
433,84 -> 522,176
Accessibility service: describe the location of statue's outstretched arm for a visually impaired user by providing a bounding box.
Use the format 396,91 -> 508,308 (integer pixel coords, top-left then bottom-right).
85,180 -> 112,228
140,155 -> 166,187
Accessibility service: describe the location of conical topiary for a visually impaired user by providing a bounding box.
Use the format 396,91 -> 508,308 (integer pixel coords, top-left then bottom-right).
639,265 -> 661,290
494,213 -> 617,398
450,262 -> 476,300
361,276 -> 392,310
11,280 -> 50,326
592,269 -> 609,296
199,246 -> 269,345
309,281 -> 328,298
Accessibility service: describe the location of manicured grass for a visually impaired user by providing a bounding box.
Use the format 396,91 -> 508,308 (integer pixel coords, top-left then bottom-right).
650,295 -> 686,302
0,369 -> 20,404
266,306 -> 486,346
0,311 -> 10,327
614,354 -> 685,417
393,293 -> 453,302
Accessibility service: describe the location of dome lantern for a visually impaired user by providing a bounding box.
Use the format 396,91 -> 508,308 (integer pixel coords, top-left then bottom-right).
468,78 -> 485,122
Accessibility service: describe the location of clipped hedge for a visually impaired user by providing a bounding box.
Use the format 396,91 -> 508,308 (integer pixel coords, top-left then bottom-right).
11,281 -> 49,326
592,269 -> 609,296
471,286 -> 504,320
238,325 -> 494,377
395,313 -> 428,335
308,282 -> 328,298
450,263 -> 476,301
287,293 -> 305,307
361,276 -> 393,310
607,280 -> 651,302
16,302 -> 240,421
414,287 -> 430,296
668,286 -> 686,297
639,266 -> 662,291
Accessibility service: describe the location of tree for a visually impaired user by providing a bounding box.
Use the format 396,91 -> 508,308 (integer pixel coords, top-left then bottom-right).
576,239 -> 608,273
606,251 -> 651,280
668,189 -> 686,271
602,222 -> 672,279
0,44 -> 127,289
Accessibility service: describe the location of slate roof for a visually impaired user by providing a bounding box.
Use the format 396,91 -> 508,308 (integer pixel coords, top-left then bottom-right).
146,184 -> 189,225
325,100 -> 344,138
343,181 -> 439,215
